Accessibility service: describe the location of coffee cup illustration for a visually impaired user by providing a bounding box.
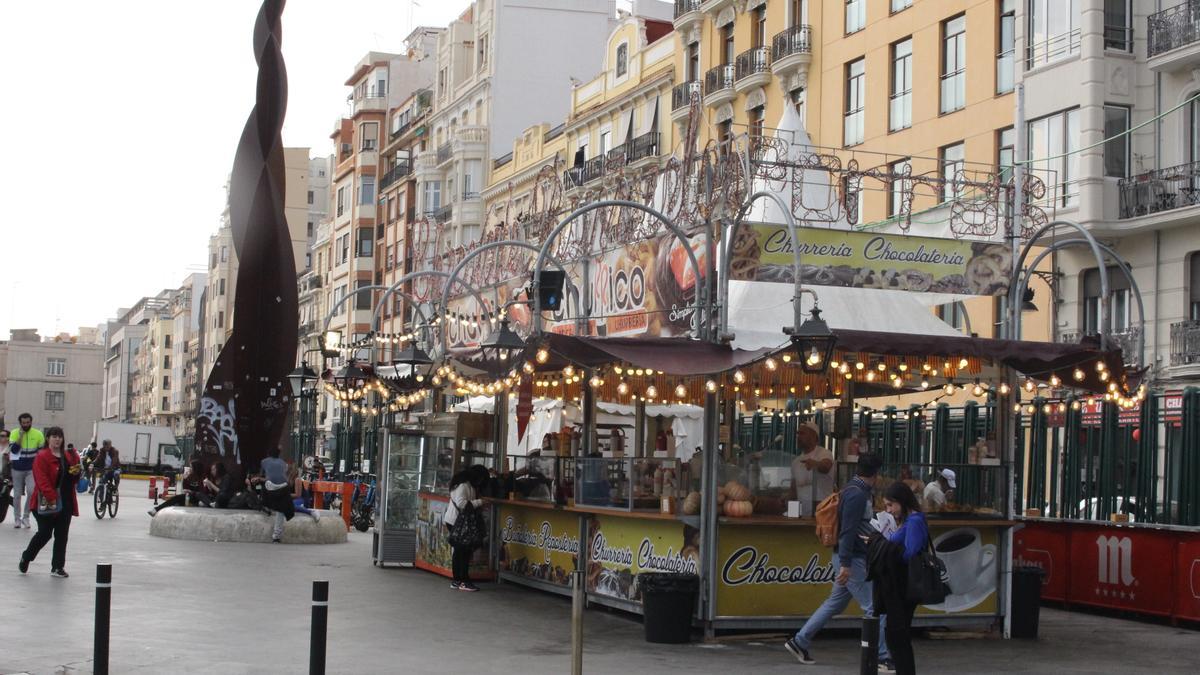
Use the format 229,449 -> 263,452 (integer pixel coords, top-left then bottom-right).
934,527 -> 996,597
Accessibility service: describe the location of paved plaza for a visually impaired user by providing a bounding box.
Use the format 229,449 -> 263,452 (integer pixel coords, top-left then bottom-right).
0,482 -> 1195,674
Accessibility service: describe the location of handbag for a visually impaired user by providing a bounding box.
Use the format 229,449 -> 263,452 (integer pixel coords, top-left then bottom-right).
77,477 -> 90,494
906,539 -> 951,605
38,492 -> 63,515
447,502 -> 486,549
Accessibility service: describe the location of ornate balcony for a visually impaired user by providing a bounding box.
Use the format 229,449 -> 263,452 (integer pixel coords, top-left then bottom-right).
1170,320 -> 1200,366
436,142 -> 452,166
734,46 -> 771,94
1118,161 -> 1200,219
563,155 -> 606,190
671,80 -> 701,123
1148,3 -> 1200,71
703,64 -> 736,109
1059,328 -> 1142,367
379,161 -> 412,190
627,131 -> 660,164
771,24 -> 813,90
672,0 -> 703,36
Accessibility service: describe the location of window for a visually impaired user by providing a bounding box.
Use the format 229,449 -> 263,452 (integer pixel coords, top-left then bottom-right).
1103,105 -> 1130,179
891,0 -> 912,12
336,185 -> 346,217
997,127 -> 1016,224
163,355 -> 170,369
338,233 -> 350,263
937,303 -> 967,331
1103,0 -> 1131,52
217,311 -> 224,328
464,159 -> 481,198
846,0 -> 866,34
307,190 -> 314,205
219,278 -> 226,296
941,16 -> 967,114
940,142 -> 965,202
423,181 -> 441,212
599,130 -> 611,156
333,285 -> 346,313
356,280 -> 372,310
1083,266 -> 1131,333
998,0 -> 1015,94
1027,0 -> 1079,68
45,391 -> 65,411
844,59 -> 866,147
162,376 -> 170,390
686,42 -> 700,81
220,246 -> 228,262
721,24 -> 735,64
890,39 -> 913,132
752,5 -> 767,47
791,87 -> 807,124
749,105 -> 765,154
47,358 -> 66,376
307,221 -> 314,238
437,68 -> 447,97
616,43 -> 628,77
1190,253 -> 1200,320
478,33 -> 489,70
1027,108 -> 1081,207
162,396 -> 169,411
889,158 -> 911,217
360,122 -> 378,152
718,120 -> 733,155
356,228 -> 374,257
359,176 -> 375,205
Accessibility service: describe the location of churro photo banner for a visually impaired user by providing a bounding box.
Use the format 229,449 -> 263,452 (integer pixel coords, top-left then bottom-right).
728,224 -> 1012,296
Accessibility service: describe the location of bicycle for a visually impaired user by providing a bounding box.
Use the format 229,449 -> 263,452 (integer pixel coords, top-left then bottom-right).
350,474 -> 377,533
93,470 -> 120,519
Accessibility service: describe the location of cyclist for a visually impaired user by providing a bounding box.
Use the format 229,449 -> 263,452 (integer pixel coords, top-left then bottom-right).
97,440 -> 121,491
79,443 -> 99,492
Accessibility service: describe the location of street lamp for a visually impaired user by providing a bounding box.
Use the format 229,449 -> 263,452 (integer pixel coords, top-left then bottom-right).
479,317 -> 526,366
287,362 -> 319,397
788,306 -> 837,374
287,361 -> 320,462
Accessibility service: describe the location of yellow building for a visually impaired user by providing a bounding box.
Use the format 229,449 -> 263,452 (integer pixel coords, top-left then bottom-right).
671,0 -> 1048,342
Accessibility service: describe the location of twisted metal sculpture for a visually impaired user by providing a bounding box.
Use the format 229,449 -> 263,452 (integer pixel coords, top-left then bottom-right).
195,0 -> 295,470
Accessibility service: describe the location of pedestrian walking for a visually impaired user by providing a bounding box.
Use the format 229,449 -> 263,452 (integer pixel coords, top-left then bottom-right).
18,427 -> 81,578
260,447 -> 295,542
9,413 -> 46,529
866,481 -> 930,675
444,464 -> 488,592
785,452 -> 890,667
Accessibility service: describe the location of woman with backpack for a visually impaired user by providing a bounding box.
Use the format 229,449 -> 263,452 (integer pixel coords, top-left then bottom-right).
867,481 -> 930,675
444,465 -> 488,592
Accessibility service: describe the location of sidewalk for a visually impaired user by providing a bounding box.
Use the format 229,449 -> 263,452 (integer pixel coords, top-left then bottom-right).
0,487 -> 1194,674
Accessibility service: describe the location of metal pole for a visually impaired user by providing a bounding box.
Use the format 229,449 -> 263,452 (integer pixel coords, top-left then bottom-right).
571,569 -> 585,675
700,391 -> 720,638
859,616 -> 879,674
1009,82 -> 1026,341
310,580 -> 329,675
94,563 -> 112,675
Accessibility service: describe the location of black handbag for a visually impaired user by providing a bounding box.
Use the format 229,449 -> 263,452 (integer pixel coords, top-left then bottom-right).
448,502 -> 486,549
906,540 -> 951,605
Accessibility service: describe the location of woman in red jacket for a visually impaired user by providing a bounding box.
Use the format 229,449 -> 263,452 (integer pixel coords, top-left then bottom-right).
18,427 -> 80,578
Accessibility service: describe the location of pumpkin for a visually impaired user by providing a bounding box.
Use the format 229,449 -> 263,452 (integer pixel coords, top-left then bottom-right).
723,481 -> 751,501
723,500 -> 753,517
717,491 -> 726,505
682,491 -> 702,515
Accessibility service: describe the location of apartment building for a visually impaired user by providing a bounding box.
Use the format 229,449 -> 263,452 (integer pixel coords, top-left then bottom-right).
101,294 -> 171,423
416,0 -> 620,250
169,273 -> 206,435
130,304 -> 174,426
1011,0 -> 1200,389
306,156 -> 331,272
0,330 -> 103,446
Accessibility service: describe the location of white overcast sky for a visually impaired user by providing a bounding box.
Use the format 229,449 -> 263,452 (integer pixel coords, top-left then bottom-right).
0,0 -> 466,340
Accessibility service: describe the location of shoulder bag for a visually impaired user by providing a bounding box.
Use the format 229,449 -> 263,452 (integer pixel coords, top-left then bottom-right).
447,502 -> 486,549
906,539 -> 951,605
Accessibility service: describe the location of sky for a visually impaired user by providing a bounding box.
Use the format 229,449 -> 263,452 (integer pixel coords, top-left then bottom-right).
0,0 -> 465,340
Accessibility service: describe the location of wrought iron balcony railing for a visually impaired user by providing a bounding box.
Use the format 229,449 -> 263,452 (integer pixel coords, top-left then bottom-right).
436,142 -> 452,165
379,161 -> 412,190
1148,2 -> 1200,58
735,46 -> 770,82
1060,327 -> 1142,366
672,80 -> 701,111
432,203 -> 453,222
628,132 -> 660,163
703,64 -> 735,96
673,0 -> 701,19
1170,320 -> 1200,366
771,24 -> 812,61
1118,161 -> 1200,218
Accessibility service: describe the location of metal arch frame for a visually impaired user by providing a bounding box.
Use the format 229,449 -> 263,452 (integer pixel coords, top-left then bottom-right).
370,269 -> 489,334
532,199 -> 706,336
1008,220 -> 1111,348
1019,238 -> 1145,365
717,190 -> 816,341
322,284 -> 392,332
438,239 -> 580,353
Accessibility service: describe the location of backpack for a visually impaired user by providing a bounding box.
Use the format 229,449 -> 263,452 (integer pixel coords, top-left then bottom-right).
814,490 -> 840,547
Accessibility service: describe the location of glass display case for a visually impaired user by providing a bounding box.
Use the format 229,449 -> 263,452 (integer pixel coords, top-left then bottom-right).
507,454 -> 562,503
419,412 -> 497,495
835,462 -> 1008,519
573,458 -> 686,511
373,427 -> 424,566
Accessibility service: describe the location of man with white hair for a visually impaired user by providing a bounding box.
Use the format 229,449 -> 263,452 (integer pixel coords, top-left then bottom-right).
790,421 -> 834,514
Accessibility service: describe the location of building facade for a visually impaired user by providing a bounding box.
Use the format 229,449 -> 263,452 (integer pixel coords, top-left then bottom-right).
1,331 -> 104,445
168,273 -> 206,435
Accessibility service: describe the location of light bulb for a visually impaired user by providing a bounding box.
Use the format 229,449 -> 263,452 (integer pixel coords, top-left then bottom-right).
536,348 -> 549,364
855,361 -> 865,370
589,376 -> 603,389
781,353 -> 792,363
1049,374 -> 1061,387
645,385 -> 658,399
705,379 -> 717,393
674,384 -> 687,398
765,357 -> 778,371
920,380 -> 930,389
733,369 -> 746,384
972,384 -> 984,397
1073,368 -> 1085,381
617,381 -> 629,395
866,371 -> 876,382
563,365 -> 575,378
1099,371 -> 1109,382
958,357 -> 969,369
614,366 -> 624,375
944,383 -> 957,395
898,363 -> 908,372
877,362 -> 887,371
999,382 -> 1011,395
1096,361 -> 1106,372
1024,379 -> 1036,393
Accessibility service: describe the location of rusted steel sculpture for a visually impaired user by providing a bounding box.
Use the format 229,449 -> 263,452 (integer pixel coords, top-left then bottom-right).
195,0 -> 295,471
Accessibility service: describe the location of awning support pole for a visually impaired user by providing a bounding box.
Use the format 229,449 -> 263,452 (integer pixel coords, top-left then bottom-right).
700,390 -> 720,638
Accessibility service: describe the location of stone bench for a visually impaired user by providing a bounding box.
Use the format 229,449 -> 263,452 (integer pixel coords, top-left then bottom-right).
148,507 -> 348,544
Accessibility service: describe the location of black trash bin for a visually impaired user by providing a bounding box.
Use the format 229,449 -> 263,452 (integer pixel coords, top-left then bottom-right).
1011,566 -> 1045,639
639,573 -> 699,643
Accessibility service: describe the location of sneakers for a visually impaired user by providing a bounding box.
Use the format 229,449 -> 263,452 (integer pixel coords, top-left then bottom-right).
784,638 -> 815,665
878,659 -> 897,673
147,509 -> 157,517
12,523 -> 19,529
18,557 -> 29,574
50,568 -> 69,578
458,582 -> 479,592
22,519 -> 31,529
450,581 -> 462,590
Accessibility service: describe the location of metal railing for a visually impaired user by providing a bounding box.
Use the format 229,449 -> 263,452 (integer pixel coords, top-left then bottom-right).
432,203 -> 453,222
436,142 -> 452,165
734,46 -> 770,82
671,80 -> 701,111
1171,320 -> 1200,366
771,24 -> 812,62
379,162 -> 412,190
1148,2 -> 1200,58
628,131 -> 660,162
703,64 -> 735,97
563,155 -> 606,188
1026,28 -> 1080,68
1059,328 -> 1141,366
1118,160 -> 1200,218
1104,24 -> 1133,52
673,0 -> 701,19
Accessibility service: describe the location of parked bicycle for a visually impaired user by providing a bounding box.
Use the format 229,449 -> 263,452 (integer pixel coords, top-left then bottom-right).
350,473 -> 377,533
93,470 -> 120,519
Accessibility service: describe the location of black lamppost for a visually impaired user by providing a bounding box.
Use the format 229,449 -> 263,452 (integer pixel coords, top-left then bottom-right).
287,361 -> 319,461
789,306 -> 837,374
479,317 -> 526,373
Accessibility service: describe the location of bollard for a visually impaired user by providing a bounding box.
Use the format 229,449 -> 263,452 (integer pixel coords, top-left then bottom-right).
310,580 -> 329,675
95,563 -> 112,675
571,569 -> 584,675
859,616 -> 879,675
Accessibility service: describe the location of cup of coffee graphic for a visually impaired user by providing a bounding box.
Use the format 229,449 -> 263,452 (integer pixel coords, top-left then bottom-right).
934,528 -> 996,596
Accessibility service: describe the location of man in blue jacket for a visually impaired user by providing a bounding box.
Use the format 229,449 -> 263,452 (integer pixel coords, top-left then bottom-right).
786,452 -> 890,669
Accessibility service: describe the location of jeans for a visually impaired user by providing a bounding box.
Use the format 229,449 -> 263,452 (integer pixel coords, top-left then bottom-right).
24,511 -> 72,570
11,469 -> 32,524
792,556 -> 890,660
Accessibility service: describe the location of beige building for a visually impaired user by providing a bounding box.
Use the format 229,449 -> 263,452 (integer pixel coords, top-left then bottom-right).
168,273 -> 206,435
102,295 -> 171,422
1,331 -> 104,446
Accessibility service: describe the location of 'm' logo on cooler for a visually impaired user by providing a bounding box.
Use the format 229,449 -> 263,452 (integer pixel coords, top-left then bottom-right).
1096,535 -> 1134,586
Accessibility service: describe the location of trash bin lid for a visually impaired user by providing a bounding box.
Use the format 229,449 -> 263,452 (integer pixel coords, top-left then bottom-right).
639,572 -> 700,593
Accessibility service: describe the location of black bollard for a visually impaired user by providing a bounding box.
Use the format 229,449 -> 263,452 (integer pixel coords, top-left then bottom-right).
860,616 -> 880,675
95,563 -> 112,675
310,580 -> 329,675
